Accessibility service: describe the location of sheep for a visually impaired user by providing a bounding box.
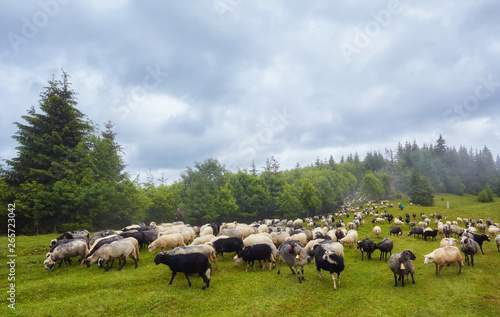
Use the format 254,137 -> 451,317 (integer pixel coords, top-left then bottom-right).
312,246 -> 345,290
460,237 -> 479,267
212,237 -> 244,260
86,234 -> 124,259
243,234 -> 273,247
423,246 -> 464,277
44,240 -> 89,271
488,226 -> 499,236
442,224 -> 452,238
88,230 -> 116,246
276,242 -> 310,283
372,226 -> 381,238
219,228 -> 243,239
122,237 -> 140,261
357,238 -> 375,261
335,228 -> 346,240
389,226 -> 402,236
191,234 -> 215,245
119,230 -> 147,250
370,238 -> 393,262
393,219 -> 404,227
154,252 -> 211,290
233,243 -> 276,272
389,250 -> 416,287
181,228 -> 196,245
339,230 -> 358,248
287,232 -> 308,246
495,235 -> 500,251
200,226 -> 213,237
86,240 -> 138,271
270,232 -> 290,246
464,233 -> 490,255
407,226 -> 424,238
423,228 -> 438,241
440,238 -> 457,248
166,245 -> 218,270
236,226 -> 256,239
450,225 -> 464,237
148,233 -> 185,253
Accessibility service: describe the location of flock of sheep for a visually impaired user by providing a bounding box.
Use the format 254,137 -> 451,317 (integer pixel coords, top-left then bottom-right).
44,201 -> 500,290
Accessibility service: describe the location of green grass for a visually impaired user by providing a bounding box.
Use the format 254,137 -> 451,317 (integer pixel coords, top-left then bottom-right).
1,194 -> 499,317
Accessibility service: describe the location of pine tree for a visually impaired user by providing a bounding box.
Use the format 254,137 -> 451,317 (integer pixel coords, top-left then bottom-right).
409,166 -> 434,206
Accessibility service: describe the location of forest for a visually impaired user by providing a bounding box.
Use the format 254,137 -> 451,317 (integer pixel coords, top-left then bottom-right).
1,73 -> 500,235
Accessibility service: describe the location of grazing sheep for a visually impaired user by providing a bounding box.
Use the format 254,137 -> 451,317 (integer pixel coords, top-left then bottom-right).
372,226 -> 381,238
86,234 -> 124,259
154,252 -> 212,290
148,233 -> 185,253
233,243 -> 276,272
212,237 -> 244,260
44,240 -> 88,271
488,226 -> 499,236
166,245 -> 218,270
243,234 -> 273,247
423,246 -> 464,277
389,226 -> 402,236
87,240 -> 138,271
460,237 -> 479,267
442,224 -> 452,238
288,232 -> 308,246
339,230 -> 358,248
465,233 -> 490,255
191,234 -> 215,245
393,219 -> 404,227
389,250 -> 416,287
407,226 -> 424,238
270,232 -> 290,246
200,226 -> 213,237
219,228 -> 243,239
88,230 -> 116,246
370,238 -> 393,262
440,238 -> 457,248
313,246 -> 345,290
495,235 -> 500,252
357,238 -> 375,261
450,225 -> 464,237
277,242 -> 310,283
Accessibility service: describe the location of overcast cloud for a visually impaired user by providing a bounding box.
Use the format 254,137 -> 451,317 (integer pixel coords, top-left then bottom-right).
1,0 -> 499,184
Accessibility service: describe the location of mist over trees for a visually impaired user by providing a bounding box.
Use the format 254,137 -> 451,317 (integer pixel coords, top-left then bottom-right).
1,74 -> 499,234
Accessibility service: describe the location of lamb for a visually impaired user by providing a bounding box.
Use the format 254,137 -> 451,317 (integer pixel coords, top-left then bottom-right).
44,239 -> 89,271
495,235 -> 500,251
423,246 -> 464,277
389,226 -> 402,236
372,226 -> 381,238
312,246 -> 345,290
460,237 -> 479,267
339,230 -> 358,248
166,245 -> 218,269
86,240 -> 138,271
154,252 -> 211,290
357,238 -> 375,261
465,233 -> 490,255
440,238 -> 457,248
389,250 -> 416,287
423,228 -> 438,241
370,238 -> 393,262
233,243 -> 276,272
212,237 -> 244,260
148,233 -> 185,253
276,242 -> 311,283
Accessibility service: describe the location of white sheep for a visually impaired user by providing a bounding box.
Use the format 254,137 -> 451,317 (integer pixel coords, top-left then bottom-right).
488,226 -> 499,236
422,246 -> 464,277
200,226 -> 213,237
86,240 -> 138,271
243,234 -> 273,247
440,238 -> 457,248
257,224 -> 269,234
191,234 -> 215,245
495,234 -> 500,252
148,233 -> 185,253
372,226 -> 381,238
270,232 -> 290,246
339,230 -> 358,248
287,232 -> 308,246
393,219 -> 404,226
236,226 -> 256,239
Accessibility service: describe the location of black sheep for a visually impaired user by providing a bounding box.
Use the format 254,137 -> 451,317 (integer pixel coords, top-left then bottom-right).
370,238 -> 393,262
120,230 -> 147,250
472,233 -> 490,255
154,252 -> 211,290
356,238 -> 374,261
234,243 -> 274,272
213,237 -> 244,259
423,229 -> 438,241
390,226 -> 402,236
407,226 -> 424,238
313,246 -> 345,290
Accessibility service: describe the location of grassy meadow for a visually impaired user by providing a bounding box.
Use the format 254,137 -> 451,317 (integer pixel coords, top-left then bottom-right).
1,194 -> 499,317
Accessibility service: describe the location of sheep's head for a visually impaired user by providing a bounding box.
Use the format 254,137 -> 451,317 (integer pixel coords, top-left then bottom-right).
422,254 -> 433,265
402,250 -> 416,261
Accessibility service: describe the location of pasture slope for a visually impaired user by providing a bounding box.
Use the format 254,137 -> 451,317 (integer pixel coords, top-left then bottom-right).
1,194 -> 499,317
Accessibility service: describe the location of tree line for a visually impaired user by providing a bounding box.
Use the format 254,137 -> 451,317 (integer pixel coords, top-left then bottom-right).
1,72 -> 499,234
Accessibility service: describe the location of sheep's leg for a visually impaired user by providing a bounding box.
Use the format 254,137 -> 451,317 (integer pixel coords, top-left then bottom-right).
457,261 -> 462,274
337,272 -> 341,288
200,273 -> 208,290
117,258 -> 127,271
331,273 -> 337,290
245,262 -> 249,273
393,273 -> 398,287
470,254 -> 474,267
295,266 -> 302,283
268,260 -> 272,271
401,273 -> 405,287
437,265 -> 443,277
411,273 -> 415,284
435,264 -> 439,276
132,256 -> 138,268
317,269 -> 323,281
300,265 -> 305,281
289,265 -> 296,275
184,272 -> 192,287
169,271 -> 177,285
277,260 -> 282,275
480,245 -> 484,255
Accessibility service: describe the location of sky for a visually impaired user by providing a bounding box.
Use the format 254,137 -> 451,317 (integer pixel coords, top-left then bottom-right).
1,0 -> 500,184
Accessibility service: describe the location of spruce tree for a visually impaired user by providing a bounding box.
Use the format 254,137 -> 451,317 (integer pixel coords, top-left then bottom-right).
409,166 -> 434,206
